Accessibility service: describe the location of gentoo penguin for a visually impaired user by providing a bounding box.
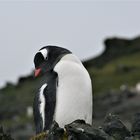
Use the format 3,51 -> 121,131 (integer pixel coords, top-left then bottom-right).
33,46 -> 93,134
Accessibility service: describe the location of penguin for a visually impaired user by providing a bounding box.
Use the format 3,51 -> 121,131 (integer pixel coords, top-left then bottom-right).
33,46 -> 93,134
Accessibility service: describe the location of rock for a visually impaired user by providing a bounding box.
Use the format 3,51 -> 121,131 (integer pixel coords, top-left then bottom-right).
65,120 -> 109,140
30,113 -> 140,140
131,113 -> 140,138
0,126 -> 14,140
30,121 -> 64,140
46,121 -> 64,140
124,137 -> 134,140
102,114 -> 130,140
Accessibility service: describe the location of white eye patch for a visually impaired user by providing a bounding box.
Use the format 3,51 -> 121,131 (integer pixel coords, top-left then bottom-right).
39,49 -> 48,59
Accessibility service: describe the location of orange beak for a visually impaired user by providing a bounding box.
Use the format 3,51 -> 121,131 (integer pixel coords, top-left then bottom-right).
34,68 -> 41,77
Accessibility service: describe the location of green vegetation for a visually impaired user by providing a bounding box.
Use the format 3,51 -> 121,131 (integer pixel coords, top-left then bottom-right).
88,52 -> 140,94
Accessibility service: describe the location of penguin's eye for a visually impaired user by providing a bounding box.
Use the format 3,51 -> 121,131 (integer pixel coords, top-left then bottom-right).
34,53 -> 45,68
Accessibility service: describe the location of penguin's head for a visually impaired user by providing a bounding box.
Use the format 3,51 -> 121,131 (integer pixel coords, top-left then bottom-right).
34,46 -> 71,77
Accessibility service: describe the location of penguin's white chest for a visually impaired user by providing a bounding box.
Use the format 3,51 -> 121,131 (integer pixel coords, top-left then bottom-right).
54,54 -> 92,127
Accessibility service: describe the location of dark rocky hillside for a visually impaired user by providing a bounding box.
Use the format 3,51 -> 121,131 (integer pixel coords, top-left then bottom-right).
84,36 -> 140,68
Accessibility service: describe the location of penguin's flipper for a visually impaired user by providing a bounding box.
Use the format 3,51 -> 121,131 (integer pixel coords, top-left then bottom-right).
33,72 -> 57,134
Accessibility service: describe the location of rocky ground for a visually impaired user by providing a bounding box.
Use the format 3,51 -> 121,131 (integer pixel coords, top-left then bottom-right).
1,113 -> 140,140
1,86 -> 140,140
94,86 -> 140,128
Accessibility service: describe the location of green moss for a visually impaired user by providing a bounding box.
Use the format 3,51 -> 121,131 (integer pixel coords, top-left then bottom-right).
88,52 -> 140,94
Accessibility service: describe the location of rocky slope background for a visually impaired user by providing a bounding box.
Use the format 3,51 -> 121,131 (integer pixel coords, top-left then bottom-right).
0,36 -> 140,140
